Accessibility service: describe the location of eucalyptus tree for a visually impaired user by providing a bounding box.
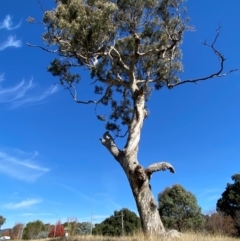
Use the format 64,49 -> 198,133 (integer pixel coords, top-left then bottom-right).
28,0 -> 237,236
158,184 -> 204,232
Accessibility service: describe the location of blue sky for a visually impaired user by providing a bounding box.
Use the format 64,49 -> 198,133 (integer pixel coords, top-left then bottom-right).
0,0 -> 240,229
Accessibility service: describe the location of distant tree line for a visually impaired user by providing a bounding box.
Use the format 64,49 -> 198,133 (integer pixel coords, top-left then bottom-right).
0,219 -> 92,240
1,173 -> 239,238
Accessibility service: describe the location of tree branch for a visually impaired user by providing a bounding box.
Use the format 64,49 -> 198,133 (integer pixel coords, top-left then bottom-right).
138,28 -> 182,58
27,43 -> 58,53
110,47 -> 129,71
168,29 -> 239,88
145,162 -> 175,179
100,131 -> 121,161
63,82 -> 97,104
37,0 -> 45,12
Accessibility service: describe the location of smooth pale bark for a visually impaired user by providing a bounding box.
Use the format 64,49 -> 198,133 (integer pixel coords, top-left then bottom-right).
100,89 -> 174,236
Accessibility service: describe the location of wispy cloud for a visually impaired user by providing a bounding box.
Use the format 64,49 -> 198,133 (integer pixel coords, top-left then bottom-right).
0,77 -> 59,108
102,198 -> 122,212
0,15 -> 22,51
11,84 -> 59,108
20,212 -> 54,217
207,195 -> 220,201
0,149 -> 49,181
3,198 -> 41,209
198,188 -> 220,198
56,183 -> 92,201
0,35 -> 22,51
0,15 -> 21,30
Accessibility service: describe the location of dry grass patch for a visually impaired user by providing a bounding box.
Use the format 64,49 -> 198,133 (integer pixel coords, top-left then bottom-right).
29,233 -> 240,241
179,233 -> 239,241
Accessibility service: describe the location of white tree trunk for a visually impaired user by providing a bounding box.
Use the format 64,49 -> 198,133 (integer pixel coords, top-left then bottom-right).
100,89 -> 174,236
124,156 -> 166,236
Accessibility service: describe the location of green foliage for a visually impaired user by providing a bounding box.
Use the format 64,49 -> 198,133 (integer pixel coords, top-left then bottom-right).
158,184 -> 204,232
93,208 -> 141,236
22,220 -> 46,240
62,220 -> 91,235
41,0 -> 190,136
75,222 -> 91,235
217,173 -> 240,234
34,231 -> 49,239
217,174 -> 240,217
0,215 -> 6,229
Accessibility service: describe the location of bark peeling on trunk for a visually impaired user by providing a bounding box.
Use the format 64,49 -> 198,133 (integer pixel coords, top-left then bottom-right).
130,164 -> 165,235
100,89 -> 174,236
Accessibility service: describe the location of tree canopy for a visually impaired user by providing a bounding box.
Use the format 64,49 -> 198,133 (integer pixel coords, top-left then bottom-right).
23,220 -> 46,240
217,174 -> 240,217
93,208 -> 141,236
29,0 -> 234,137
158,184 -> 204,232
217,173 -> 240,234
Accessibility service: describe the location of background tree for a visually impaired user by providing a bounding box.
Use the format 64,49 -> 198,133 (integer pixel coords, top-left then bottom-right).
0,216 -> 6,229
158,184 -> 204,232
204,211 -> 237,236
48,221 -> 65,237
29,0 -> 237,236
63,217 -> 78,236
75,222 -> 91,235
217,173 -> 240,217
217,173 -> 240,234
11,223 -> 24,240
35,231 -> 49,239
23,220 -> 46,240
44,223 -> 52,235
93,208 -> 141,236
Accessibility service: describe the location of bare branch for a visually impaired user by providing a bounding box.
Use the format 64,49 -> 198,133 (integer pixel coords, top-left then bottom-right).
100,131 -> 121,161
37,0 -> 45,12
145,162 -> 175,178
27,43 -> 58,53
168,30 -> 239,88
113,129 -> 129,139
63,78 -> 128,107
63,82 -> 97,104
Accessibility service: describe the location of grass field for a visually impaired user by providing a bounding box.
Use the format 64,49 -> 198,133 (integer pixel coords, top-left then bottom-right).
35,233 -> 239,241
